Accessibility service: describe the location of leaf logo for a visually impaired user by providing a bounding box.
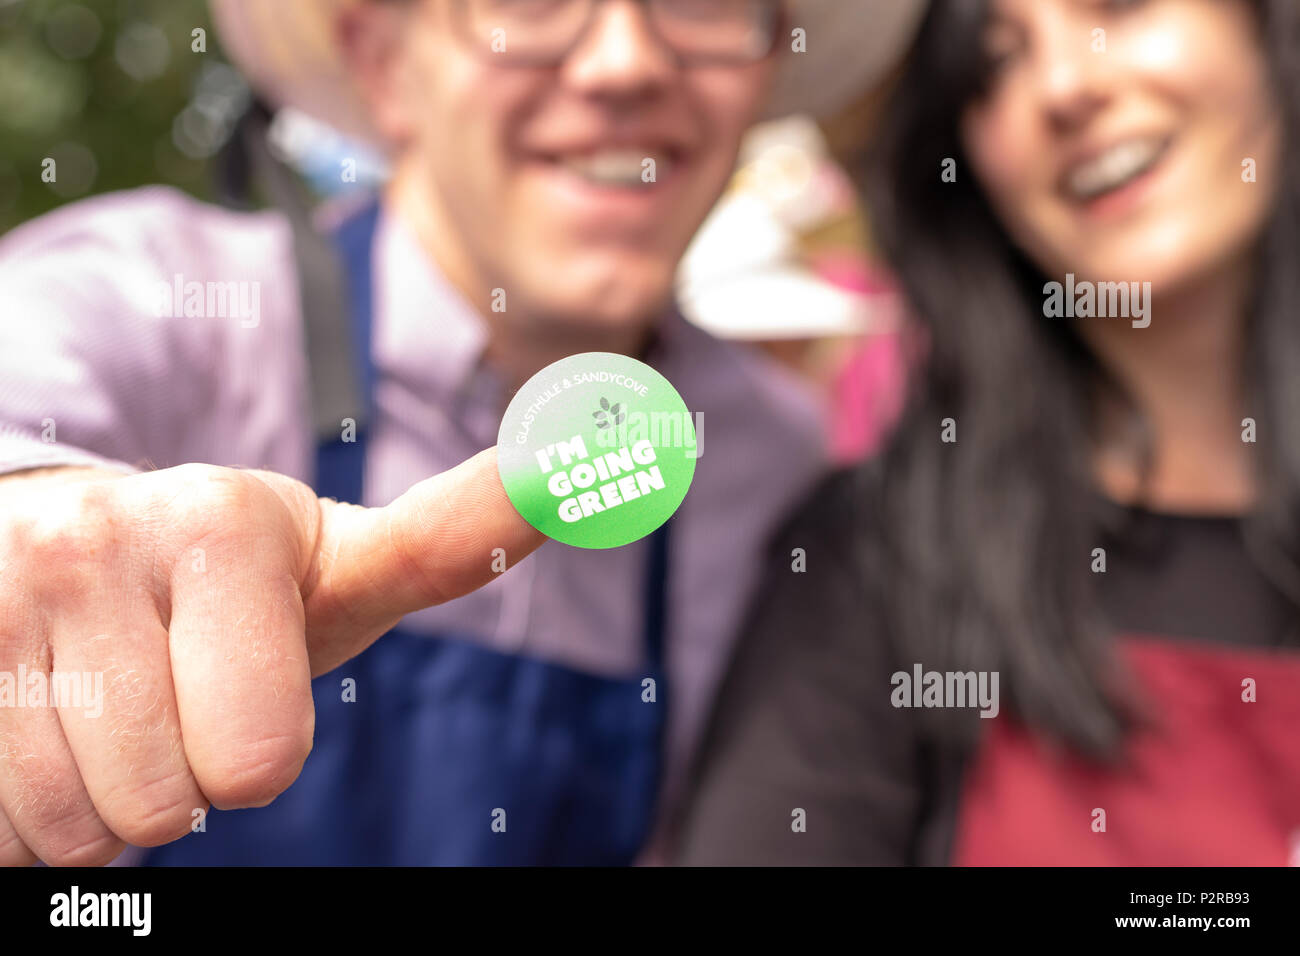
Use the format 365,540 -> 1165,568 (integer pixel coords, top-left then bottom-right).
593,397 -> 626,429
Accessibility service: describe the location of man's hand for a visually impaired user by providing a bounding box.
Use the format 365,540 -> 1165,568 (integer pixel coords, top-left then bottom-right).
0,451 -> 543,866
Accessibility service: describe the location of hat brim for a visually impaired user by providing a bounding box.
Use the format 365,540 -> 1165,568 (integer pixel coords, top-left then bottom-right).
210,0 -> 926,145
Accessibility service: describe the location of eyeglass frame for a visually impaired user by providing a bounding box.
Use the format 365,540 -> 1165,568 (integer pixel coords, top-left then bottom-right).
445,0 -> 787,68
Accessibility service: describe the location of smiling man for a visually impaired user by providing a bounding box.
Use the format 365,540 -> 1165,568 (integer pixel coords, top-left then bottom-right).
0,0 -> 921,866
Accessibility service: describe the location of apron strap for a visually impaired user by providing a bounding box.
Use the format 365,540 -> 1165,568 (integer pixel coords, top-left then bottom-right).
644,515 -> 671,669
312,198 -> 381,505
231,101 -> 368,447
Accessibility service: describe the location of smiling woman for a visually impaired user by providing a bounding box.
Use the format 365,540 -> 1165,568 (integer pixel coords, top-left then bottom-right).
960,0 -> 1283,301
675,0 -> 1300,866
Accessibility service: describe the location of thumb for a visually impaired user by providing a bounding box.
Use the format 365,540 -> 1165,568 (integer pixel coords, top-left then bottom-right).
302,447 -> 545,674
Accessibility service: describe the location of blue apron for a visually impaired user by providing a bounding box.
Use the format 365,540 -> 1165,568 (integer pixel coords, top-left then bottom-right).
145,200 -> 670,865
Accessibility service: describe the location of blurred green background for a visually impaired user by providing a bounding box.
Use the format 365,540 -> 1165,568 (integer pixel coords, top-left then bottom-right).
0,0 -> 243,234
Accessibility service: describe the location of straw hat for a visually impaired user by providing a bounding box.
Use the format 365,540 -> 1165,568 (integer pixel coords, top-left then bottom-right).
209,0 -> 927,145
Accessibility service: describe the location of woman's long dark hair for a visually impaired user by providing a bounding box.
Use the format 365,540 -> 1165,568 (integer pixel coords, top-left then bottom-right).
861,0 -> 1300,756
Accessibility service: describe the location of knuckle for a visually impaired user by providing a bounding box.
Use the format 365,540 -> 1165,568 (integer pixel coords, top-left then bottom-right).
8,778 -> 121,866
41,826 -> 125,867
101,767 -> 204,848
46,484 -> 118,557
202,730 -> 313,810
0,751 -> 116,864
8,484 -> 121,602
161,466 -> 283,551
173,466 -> 260,518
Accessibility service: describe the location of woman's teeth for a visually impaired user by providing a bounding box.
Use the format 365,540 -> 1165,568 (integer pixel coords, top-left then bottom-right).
1065,138 -> 1166,201
559,150 -> 669,187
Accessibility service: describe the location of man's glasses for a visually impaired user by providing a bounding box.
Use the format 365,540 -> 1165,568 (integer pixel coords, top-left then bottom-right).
451,0 -> 783,66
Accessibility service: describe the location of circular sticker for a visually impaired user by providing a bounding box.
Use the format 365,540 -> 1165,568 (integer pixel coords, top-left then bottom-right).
497,352 -> 697,550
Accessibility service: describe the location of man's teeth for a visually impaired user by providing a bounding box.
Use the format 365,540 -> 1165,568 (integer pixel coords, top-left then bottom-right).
560,151 -> 668,186
1066,138 -> 1165,200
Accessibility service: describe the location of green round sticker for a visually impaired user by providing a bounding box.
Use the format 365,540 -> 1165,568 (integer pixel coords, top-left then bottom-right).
498,352 -> 696,549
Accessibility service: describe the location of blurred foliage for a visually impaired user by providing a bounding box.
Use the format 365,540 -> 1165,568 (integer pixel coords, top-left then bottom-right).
0,0 -> 244,234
